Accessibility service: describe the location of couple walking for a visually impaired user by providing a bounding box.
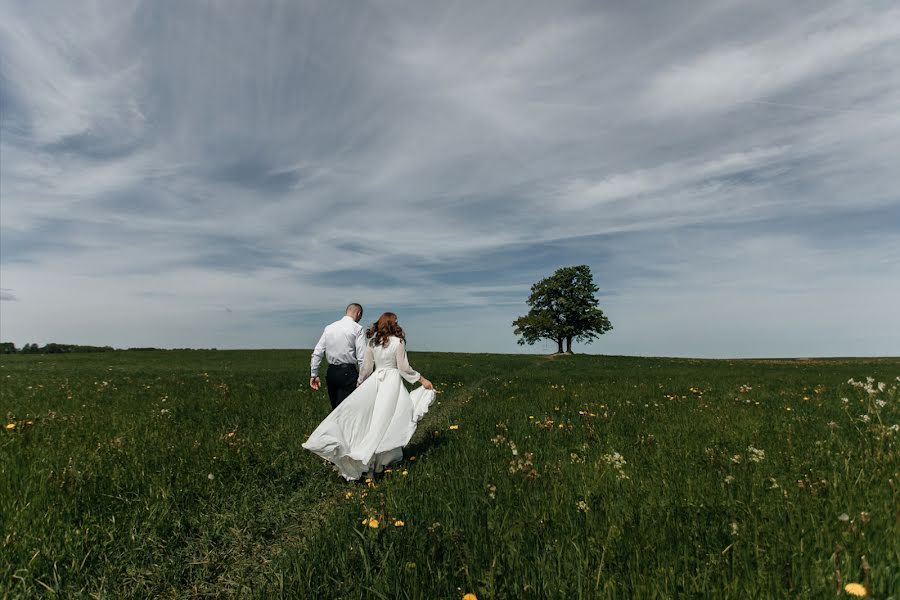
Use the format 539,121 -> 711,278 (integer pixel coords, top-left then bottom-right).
302,304 -> 435,481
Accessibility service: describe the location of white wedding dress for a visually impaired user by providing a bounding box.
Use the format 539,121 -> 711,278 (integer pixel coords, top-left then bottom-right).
302,336 -> 435,481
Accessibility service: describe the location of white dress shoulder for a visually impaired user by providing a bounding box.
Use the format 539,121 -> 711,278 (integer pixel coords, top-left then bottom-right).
302,336 -> 435,480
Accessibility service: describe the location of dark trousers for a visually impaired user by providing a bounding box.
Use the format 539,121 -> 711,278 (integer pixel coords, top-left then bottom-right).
325,363 -> 358,410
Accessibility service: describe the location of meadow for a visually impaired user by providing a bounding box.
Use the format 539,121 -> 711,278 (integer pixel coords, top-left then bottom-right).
1,350 -> 898,598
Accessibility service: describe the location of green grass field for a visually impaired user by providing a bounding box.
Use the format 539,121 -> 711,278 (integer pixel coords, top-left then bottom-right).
2,350 -> 898,598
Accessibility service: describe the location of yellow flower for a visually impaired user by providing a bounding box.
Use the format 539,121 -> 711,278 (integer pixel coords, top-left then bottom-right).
368,518 -> 379,529
449,424 -> 459,430
401,470 -> 408,476
409,456 -> 416,461
394,520 -> 405,527
462,594 -> 478,600
344,491 -> 353,499
844,583 -> 866,597
5,423 -> 15,430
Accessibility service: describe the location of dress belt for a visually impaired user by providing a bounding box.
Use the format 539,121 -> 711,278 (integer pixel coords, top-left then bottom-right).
376,367 -> 398,381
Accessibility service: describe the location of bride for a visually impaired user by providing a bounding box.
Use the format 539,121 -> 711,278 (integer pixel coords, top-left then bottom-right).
302,312 -> 435,481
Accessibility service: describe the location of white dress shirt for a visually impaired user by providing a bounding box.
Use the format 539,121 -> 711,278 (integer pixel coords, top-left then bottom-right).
310,316 -> 366,377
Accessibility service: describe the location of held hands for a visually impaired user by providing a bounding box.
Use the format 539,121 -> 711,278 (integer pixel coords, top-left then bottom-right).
309,376 -> 320,391
419,376 -> 434,391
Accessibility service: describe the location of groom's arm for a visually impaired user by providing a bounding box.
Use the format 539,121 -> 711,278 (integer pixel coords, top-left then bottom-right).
354,328 -> 366,371
310,330 -> 327,389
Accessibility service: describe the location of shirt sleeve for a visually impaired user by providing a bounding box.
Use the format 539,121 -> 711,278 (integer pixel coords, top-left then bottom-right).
310,330 -> 327,377
354,327 -> 367,371
395,340 -> 421,384
357,343 -> 374,385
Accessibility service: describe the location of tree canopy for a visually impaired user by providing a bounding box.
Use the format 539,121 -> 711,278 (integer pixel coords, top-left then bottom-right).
512,265 -> 612,354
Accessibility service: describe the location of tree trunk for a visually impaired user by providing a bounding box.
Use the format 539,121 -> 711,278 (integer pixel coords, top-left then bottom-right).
556,338 -> 564,354
566,337 -> 573,353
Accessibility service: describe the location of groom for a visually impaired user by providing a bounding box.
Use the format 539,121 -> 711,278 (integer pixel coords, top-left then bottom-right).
310,303 -> 366,410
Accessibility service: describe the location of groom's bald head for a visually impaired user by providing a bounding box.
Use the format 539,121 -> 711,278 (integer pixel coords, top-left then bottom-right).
346,303 -> 363,322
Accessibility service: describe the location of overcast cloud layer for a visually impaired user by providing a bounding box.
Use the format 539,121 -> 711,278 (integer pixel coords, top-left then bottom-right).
1,0 -> 899,357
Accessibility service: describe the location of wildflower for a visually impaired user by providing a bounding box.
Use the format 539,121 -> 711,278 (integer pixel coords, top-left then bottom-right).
207,473 -> 214,480
730,522 -> 739,536
841,397 -> 849,404
747,446 -> 765,463
362,517 -> 379,528
462,594 -> 478,600
576,500 -> 590,513
838,513 -> 850,522
844,583 -> 866,597
394,520 -> 405,527
344,491 -> 353,499
487,484 -> 496,499
401,470 -> 408,476
724,475 -> 735,484
4,423 -> 15,430
875,399 -> 886,408
859,414 -> 870,423
449,425 -> 459,430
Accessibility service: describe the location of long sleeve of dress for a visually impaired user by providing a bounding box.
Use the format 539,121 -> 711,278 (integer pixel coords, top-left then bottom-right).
310,330 -> 327,377
395,340 -> 421,384
357,344 -> 375,385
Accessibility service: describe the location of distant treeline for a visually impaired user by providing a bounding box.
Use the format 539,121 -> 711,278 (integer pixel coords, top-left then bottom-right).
2,342 -> 116,354
1,343 -> 220,354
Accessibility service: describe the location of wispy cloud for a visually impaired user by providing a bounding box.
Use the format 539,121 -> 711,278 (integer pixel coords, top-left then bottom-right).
1,0 -> 898,356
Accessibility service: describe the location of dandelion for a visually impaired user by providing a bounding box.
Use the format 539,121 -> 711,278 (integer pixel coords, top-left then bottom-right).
449,425 -> 459,430
401,470 -> 408,476
394,520 -> 405,527
344,491 -> 353,499
362,517 -> 379,529
462,594 -> 478,600
4,423 -> 15,430
844,583 -> 867,597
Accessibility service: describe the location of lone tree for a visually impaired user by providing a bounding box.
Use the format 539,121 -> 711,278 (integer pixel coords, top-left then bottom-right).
513,265 -> 612,354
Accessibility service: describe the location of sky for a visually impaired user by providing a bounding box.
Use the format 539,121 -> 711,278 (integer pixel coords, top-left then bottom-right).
1,0 -> 899,357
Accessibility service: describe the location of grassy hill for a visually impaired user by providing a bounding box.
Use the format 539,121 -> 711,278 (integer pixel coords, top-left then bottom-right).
2,350 -> 897,598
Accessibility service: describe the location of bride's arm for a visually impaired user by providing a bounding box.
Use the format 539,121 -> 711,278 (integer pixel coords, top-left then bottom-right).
357,343 -> 374,386
396,340 -> 433,389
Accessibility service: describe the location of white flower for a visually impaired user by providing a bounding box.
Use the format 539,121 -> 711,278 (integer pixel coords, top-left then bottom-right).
207,473 -> 214,480
875,399 -> 886,408
841,397 -> 849,404
724,475 -> 735,484
838,512 -> 850,522
859,414 -> 871,423
747,446 -> 766,463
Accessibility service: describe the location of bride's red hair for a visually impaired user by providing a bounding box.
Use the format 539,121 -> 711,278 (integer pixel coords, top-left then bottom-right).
367,312 -> 406,347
